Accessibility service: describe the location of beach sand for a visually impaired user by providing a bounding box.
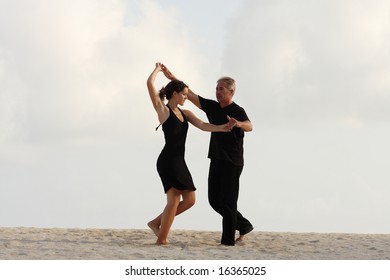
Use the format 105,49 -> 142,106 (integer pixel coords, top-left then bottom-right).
1,227 -> 389,260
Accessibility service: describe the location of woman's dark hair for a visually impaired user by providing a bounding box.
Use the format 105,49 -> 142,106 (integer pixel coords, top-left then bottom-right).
159,80 -> 188,101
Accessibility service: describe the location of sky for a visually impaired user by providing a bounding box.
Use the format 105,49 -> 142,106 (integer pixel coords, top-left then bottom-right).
1,0 -> 389,234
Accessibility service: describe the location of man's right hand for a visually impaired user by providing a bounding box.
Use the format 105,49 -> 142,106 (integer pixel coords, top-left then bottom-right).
161,64 -> 177,80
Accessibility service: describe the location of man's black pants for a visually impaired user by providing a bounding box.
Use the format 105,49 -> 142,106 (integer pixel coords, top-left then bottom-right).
208,160 -> 253,245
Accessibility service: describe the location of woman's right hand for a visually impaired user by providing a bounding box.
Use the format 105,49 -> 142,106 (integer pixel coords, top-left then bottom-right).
219,121 -> 235,132
155,62 -> 162,71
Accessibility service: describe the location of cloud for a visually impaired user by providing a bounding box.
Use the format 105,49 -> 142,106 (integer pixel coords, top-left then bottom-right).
0,0 -> 215,229
0,0 -> 206,147
222,0 -> 390,127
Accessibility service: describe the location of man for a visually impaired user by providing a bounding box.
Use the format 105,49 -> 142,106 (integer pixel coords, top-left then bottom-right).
162,65 -> 253,246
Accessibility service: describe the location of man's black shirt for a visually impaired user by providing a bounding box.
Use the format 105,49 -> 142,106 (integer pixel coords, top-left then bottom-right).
199,96 -> 250,166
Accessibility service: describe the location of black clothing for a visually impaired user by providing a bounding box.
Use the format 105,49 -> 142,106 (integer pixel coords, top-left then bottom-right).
199,96 -> 249,166
157,106 -> 196,193
208,160 -> 253,245
199,96 -> 253,245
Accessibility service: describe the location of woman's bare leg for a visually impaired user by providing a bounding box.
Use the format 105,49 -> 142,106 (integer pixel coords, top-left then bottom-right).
180,190 -> 196,212
147,219 -> 160,237
148,190 -> 195,237
156,188 -> 181,245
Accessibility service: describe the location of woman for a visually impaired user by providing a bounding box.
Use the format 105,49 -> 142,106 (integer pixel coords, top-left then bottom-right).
147,63 -> 233,245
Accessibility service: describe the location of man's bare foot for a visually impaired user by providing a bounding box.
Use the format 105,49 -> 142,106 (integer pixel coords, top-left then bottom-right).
147,221 -> 160,237
235,235 -> 245,243
235,226 -> 254,243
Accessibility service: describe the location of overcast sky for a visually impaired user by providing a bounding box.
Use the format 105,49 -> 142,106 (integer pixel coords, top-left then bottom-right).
1,0 -> 389,234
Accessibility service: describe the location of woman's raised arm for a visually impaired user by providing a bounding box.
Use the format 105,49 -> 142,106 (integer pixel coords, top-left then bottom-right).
146,63 -> 169,124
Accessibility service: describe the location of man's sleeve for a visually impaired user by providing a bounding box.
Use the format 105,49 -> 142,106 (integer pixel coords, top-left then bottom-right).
199,96 -> 214,112
235,106 -> 250,122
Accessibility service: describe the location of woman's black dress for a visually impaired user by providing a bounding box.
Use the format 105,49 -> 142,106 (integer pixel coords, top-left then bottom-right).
157,106 -> 196,193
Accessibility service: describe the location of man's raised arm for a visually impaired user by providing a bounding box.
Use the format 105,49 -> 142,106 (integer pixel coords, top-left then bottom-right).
161,64 -> 201,109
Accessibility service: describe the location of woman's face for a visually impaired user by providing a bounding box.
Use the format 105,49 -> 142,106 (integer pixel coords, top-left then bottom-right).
175,87 -> 188,106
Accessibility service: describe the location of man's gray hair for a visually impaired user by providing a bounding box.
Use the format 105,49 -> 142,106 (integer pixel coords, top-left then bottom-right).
217,76 -> 236,94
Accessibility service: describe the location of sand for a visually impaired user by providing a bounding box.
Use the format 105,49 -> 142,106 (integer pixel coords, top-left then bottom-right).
1,227 -> 389,260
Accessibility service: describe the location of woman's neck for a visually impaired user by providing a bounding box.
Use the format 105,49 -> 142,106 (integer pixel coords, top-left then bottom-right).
167,100 -> 179,110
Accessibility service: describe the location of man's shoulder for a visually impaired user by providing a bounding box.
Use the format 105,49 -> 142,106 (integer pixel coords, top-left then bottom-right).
199,95 -> 216,103
229,102 -> 249,120
230,102 -> 246,111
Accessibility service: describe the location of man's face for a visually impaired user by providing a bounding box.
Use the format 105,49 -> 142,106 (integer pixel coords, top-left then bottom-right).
216,82 -> 233,104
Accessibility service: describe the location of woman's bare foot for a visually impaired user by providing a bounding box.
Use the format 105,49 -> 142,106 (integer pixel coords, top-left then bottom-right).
156,239 -> 169,245
147,221 -> 160,237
